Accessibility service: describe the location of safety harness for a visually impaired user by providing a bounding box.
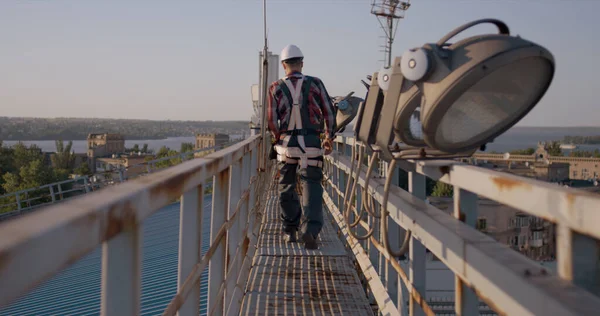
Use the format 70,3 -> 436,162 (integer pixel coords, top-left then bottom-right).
274,75 -> 324,169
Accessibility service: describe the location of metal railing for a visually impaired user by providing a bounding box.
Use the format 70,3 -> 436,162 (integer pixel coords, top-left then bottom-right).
2,133 -> 600,316
323,136 -> 600,316
0,141 -> 241,219
0,176 -> 92,220
0,135 -> 273,316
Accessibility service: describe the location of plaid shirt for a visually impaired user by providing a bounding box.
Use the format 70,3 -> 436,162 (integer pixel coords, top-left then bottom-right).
267,72 -> 335,140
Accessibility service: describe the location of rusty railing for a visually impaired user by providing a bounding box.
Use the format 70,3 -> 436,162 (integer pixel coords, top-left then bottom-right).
0,135 -> 273,316
323,136 -> 600,316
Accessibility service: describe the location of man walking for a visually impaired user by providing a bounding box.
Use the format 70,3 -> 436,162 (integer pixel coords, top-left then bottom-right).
267,44 -> 335,250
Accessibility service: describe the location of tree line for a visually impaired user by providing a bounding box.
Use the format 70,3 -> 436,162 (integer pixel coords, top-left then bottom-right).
0,140 -> 90,213
0,140 -> 199,213
563,135 -> 600,145
0,117 -> 248,141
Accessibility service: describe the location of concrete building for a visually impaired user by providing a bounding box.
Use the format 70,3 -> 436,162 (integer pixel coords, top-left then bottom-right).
94,155 -> 149,182
533,161 -> 570,182
87,133 -> 126,172
87,133 -> 125,158
195,133 -> 229,156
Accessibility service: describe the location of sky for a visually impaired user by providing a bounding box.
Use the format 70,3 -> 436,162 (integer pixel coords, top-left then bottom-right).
0,0 -> 598,126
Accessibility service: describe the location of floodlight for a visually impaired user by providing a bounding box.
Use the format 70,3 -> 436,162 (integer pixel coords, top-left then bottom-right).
333,92 -> 362,134
398,18 -> 555,153
357,18 -> 555,160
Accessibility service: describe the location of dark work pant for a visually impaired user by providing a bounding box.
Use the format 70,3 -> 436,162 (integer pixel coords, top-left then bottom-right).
278,162 -> 324,237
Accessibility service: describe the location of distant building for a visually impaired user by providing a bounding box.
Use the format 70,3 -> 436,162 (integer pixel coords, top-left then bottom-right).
533,162 -> 570,182
87,133 -> 125,172
471,141 -> 600,181
87,133 -> 125,158
195,133 -> 229,156
94,155 -> 149,182
428,197 -> 556,261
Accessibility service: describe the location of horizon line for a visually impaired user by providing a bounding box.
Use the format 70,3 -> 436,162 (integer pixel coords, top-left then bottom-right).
1,115 -> 599,129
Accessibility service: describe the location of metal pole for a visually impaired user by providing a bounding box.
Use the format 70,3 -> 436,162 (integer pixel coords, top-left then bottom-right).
259,0 -> 269,171
386,17 -> 393,68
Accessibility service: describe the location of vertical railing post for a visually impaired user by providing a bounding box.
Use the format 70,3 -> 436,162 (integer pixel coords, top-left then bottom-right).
57,183 -> 64,200
241,152 -> 251,237
367,209 -> 379,305
356,186 -> 366,249
83,177 -> 91,193
409,172 -> 426,316
100,223 -> 141,316
225,159 -> 243,310
208,167 -> 230,315
333,160 -> 339,207
558,224 -> 600,295
49,185 -> 56,203
177,185 -> 204,316
338,165 -> 345,210
387,164 -> 408,314
15,192 -> 21,212
453,187 -> 479,316
248,149 -> 259,236
225,151 -> 254,315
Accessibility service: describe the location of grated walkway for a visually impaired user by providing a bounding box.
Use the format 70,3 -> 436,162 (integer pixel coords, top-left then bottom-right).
239,189 -> 374,315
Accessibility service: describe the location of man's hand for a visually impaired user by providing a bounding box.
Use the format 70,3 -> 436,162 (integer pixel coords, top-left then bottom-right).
322,138 -> 333,155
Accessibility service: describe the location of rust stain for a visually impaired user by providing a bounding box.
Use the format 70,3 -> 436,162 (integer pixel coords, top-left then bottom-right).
104,208 -> 122,240
241,236 -> 250,257
103,201 -> 138,241
458,212 -> 466,223
455,277 -> 463,310
491,176 -> 531,192
225,249 -> 230,268
148,169 -> 192,201
566,193 -> 576,212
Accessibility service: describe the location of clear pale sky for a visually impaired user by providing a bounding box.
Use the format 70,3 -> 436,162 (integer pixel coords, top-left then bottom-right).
0,0 -> 598,126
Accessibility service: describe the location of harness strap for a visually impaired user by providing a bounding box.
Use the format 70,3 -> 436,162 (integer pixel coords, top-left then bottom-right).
277,75 -> 322,169
282,76 -> 305,150
280,128 -> 320,136
281,157 -> 323,168
274,145 -> 323,169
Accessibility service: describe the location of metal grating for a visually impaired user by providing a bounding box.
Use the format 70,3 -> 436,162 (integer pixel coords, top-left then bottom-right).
246,256 -> 368,302
256,221 -> 347,257
239,191 -> 373,315
239,293 -> 374,316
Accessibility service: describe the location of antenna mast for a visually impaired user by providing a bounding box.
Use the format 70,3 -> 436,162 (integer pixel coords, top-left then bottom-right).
371,0 -> 411,68
259,0 -> 269,170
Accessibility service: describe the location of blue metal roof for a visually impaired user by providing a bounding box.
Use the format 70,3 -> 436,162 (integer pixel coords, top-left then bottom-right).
0,197 -> 213,316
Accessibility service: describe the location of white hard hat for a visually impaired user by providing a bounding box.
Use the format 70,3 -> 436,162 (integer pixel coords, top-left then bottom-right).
281,44 -> 304,62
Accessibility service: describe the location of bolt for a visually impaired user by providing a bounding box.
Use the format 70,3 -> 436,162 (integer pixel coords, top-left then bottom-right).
524,269 -> 531,277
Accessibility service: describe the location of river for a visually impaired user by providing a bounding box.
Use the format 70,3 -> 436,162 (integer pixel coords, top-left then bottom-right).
2,135 -> 246,154
3,128 -> 600,156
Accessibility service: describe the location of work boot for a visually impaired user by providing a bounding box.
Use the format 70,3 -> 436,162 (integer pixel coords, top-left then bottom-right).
283,229 -> 297,243
301,232 -> 318,250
